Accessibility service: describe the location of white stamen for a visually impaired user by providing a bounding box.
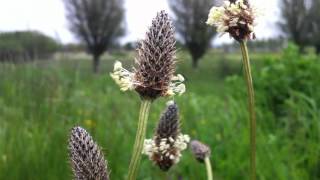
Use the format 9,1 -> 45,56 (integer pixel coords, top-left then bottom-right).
166,100 -> 175,106
110,61 -> 135,91
142,134 -> 190,165
206,0 -> 259,37
166,74 -> 186,96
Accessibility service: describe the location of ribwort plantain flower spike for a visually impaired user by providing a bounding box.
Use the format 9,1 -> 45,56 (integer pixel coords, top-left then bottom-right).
142,101 -> 190,171
68,126 -> 109,180
110,10 -> 185,100
206,0 -> 258,41
207,1 -> 258,179
190,140 -> 213,180
190,140 -> 211,163
116,10 -> 186,179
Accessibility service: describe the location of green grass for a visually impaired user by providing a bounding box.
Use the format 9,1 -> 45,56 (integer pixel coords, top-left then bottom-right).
0,50 -> 319,179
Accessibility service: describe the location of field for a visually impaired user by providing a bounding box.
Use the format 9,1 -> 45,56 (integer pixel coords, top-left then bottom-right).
0,47 -> 319,179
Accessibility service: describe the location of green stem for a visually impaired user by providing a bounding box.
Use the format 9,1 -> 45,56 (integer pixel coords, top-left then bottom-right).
204,157 -> 213,180
127,99 -> 152,180
240,41 -> 256,180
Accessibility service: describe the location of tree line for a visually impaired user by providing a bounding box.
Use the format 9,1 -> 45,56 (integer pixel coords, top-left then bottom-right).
1,0 -> 319,71
0,31 -> 60,62
64,0 -> 320,72
279,0 -> 320,53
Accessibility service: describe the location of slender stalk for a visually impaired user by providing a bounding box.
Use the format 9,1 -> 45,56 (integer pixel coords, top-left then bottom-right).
204,157 -> 213,180
240,41 -> 256,180
127,99 -> 152,180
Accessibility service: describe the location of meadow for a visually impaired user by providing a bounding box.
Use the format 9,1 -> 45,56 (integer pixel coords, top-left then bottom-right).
0,45 -> 319,179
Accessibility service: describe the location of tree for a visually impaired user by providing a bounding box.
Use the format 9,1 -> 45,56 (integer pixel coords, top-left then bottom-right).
279,0 -> 320,53
307,0 -> 320,53
278,0 -> 310,50
169,0 -> 217,68
64,0 -> 125,73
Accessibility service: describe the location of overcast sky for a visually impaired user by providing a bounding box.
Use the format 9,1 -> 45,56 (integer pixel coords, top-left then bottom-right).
0,0 -> 280,45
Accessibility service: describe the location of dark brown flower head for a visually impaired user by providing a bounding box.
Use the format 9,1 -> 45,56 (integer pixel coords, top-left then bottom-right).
153,101 -> 180,171
226,0 -> 255,41
190,140 -> 211,163
68,126 -> 109,180
156,101 -> 180,140
142,101 -> 190,171
111,11 -> 185,100
134,10 -> 176,99
207,0 -> 258,41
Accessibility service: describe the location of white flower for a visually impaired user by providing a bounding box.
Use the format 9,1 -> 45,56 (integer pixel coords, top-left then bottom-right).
166,74 -> 186,96
206,0 -> 258,40
142,134 -> 190,165
110,61 -> 186,97
183,134 -> 191,142
174,134 -> 190,151
206,7 -> 225,26
169,155 -> 175,160
142,139 -> 155,156
223,1 -> 230,7
169,137 -> 174,143
172,74 -> 185,82
113,61 -> 122,71
110,61 -> 135,91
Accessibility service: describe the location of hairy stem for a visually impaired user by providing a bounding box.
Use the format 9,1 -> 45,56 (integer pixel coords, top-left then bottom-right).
240,41 -> 256,180
127,99 -> 152,180
204,157 -> 213,180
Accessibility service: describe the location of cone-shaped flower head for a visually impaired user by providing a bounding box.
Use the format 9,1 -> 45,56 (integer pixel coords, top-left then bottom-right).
68,126 -> 109,180
190,140 -> 211,163
142,101 -> 190,171
206,0 -> 258,41
110,10 -> 185,100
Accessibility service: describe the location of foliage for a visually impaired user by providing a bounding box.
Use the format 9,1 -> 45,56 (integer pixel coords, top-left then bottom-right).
0,31 -> 60,62
227,43 -> 320,113
0,49 -> 319,179
168,0 -> 217,68
226,43 -> 320,179
257,43 -> 319,116
64,0 -> 125,73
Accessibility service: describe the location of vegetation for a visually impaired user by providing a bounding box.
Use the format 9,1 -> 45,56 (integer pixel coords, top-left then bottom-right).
227,43 -> 320,179
0,31 -> 59,62
0,44 -> 319,179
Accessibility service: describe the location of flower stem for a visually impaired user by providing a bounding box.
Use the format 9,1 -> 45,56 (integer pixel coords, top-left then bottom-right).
127,99 -> 152,180
240,41 -> 256,180
204,157 -> 213,180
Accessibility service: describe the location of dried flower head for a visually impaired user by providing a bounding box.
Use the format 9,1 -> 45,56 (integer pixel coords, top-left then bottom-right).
206,0 -> 258,41
190,140 -> 211,163
142,101 -> 190,171
68,126 -> 109,180
110,10 -> 185,100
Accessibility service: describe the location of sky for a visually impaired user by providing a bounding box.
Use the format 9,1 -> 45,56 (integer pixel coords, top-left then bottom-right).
0,0 -> 281,45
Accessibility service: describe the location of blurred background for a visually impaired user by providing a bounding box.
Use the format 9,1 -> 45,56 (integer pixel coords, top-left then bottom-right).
0,0 -> 319,179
